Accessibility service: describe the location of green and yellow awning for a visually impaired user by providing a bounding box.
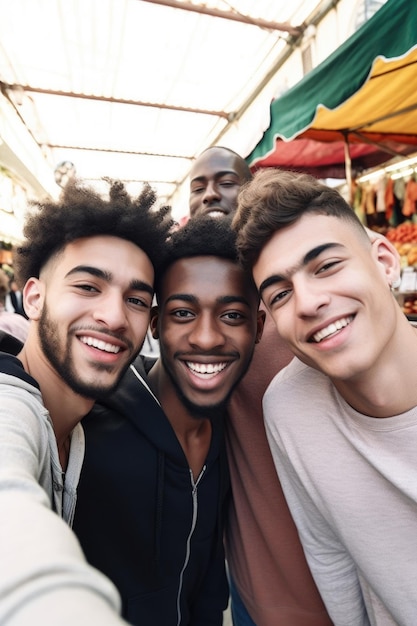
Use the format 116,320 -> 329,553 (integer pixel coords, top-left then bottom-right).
248,0 -> 417,180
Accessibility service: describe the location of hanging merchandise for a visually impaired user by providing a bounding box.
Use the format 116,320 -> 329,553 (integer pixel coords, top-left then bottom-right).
353,153 -> 417,231
402,177 -> 417,218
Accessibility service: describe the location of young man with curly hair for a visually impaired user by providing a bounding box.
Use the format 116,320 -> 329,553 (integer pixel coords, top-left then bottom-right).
0,179 -> 173,625
73,215 -> 264,626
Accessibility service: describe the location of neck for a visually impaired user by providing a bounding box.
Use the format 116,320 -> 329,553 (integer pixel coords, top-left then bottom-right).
334,321 -> 417,417
148,360 -> 212,479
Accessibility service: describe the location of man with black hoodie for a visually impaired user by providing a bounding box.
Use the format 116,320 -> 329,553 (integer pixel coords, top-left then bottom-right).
73,216 -> 264,625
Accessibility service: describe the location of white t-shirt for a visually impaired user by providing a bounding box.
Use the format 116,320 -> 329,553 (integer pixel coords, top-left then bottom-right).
264,357 -> 417,626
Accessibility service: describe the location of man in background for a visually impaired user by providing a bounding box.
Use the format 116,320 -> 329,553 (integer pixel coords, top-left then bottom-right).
0,268 -> 30,342
5,277 -> 27,317
188,147 -> 332,625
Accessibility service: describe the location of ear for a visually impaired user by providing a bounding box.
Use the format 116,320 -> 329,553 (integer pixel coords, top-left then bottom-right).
371,236 -> 401,288
22,278 -> 45,321
149,305 -> 160,339
255,309 -> 266,344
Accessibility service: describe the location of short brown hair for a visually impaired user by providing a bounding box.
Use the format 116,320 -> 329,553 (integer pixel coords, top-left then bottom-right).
232,168 -> 367,270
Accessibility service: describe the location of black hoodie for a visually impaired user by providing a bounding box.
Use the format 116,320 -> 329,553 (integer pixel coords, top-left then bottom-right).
73,355 -> 230,625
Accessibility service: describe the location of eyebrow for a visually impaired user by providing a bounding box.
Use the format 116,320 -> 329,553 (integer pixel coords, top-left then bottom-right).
65,265 -> 154,295
259,242 -> 342,297
190,170 -> 240,184
165,293 -> 251,307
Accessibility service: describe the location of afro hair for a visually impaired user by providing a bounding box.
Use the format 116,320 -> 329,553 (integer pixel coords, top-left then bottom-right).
15,178 -> 175,285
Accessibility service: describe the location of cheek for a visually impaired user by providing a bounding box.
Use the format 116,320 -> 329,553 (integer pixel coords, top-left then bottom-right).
189,197 -> 199,214
234,328 -> 258,353
268,309 -> 290,340
46,297 -> 82,322
224,189 -> 238,203
131,315 -> 151,341
159,324 -> 185,351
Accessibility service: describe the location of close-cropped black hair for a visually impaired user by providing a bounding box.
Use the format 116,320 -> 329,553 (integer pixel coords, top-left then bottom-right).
15,178 -> 175,285
155,215 -> 248,299
199,146 -> 252,182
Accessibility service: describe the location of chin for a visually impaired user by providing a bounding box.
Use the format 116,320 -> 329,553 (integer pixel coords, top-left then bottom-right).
184,396 -> 228,420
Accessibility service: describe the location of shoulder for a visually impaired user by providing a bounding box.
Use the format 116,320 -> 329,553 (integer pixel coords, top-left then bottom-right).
0,353 -> 48,439
266,356 -> 325,392
0,330 -> 24,355
94,358 -> 157,415
0,352 -> 41,394
264,358 -> 332,414
86,357 -> 164,437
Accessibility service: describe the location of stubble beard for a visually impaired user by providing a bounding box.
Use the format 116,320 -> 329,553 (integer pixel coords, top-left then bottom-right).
159,344 -> 255,421
38,305 -> 133,399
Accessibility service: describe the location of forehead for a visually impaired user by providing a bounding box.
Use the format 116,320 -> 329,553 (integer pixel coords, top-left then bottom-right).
254,214 -> 364,278
190,150 -> 243,180
45,235 -> 154,281
160,256 -> 255,303
271,214 -> 354,248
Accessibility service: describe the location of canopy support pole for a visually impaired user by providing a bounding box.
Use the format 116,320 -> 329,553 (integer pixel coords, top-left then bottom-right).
343,135 -> 353,205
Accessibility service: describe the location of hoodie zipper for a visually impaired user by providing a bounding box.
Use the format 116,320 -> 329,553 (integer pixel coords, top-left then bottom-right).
175,465 -> 206,626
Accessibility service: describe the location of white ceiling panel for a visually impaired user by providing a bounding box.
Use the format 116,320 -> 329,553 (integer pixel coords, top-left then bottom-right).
0,0 -> 322,215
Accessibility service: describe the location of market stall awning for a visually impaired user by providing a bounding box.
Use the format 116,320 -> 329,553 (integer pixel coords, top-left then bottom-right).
247,0 -> 417,179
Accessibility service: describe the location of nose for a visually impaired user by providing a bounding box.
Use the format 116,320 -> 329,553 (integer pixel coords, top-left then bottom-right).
293,278 -> 331,318
93,291 -> 129,331
188,314 -> 226,350
202,181 -> 221,205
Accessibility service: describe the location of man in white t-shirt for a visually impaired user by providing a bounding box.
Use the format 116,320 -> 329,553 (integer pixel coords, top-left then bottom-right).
233,167 -> 417,625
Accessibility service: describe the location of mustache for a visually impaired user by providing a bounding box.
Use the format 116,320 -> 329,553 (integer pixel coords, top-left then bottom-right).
70,325 -> 134,353
173,350 -> 239,359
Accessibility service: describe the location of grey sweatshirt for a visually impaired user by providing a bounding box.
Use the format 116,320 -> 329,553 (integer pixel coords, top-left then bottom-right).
0,353 -> 128,625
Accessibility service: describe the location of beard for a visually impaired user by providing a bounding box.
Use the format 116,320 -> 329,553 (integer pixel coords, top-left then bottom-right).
166,371 -> 229,420
160,345 -> 255,421
38,304 -> 134,399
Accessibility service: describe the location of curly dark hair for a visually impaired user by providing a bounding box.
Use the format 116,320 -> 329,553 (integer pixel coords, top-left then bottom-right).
15,178 -> 175,285
155,214 -> 252,298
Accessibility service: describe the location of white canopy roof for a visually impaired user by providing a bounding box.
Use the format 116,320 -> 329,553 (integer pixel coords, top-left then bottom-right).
0,0 -> 322,217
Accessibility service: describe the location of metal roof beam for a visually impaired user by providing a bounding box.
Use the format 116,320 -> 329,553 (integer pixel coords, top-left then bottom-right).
47,143 -> 192,160
1,83 -> 229,119
140,0 -> 303,36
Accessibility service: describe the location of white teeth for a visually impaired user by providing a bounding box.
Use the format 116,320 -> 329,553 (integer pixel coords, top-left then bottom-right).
207,211 -> 225,218
312,316 -> 353,343
80,336 -> 121,353
186,361 -> 228,376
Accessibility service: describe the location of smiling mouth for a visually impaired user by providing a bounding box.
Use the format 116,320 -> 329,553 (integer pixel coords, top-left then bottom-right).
205,207 -> 228,218
80,336 -> 122,354
185,361 -> 228,379
311,315 -> 354,343
207,211 -> 226,218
